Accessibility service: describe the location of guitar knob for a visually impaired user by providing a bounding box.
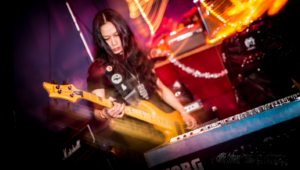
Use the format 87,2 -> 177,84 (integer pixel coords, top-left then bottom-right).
58,89 -> 62,94
56,85 -> 60,89
61,80 -> 68,85
68,86 -> 72,90
70,93 -> 74,97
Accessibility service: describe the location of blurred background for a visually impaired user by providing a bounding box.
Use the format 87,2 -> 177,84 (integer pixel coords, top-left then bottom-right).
14,0 -> 299,168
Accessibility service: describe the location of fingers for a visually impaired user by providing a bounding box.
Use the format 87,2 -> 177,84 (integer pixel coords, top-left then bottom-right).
186,121 -> 198,130
115,109 -> 125,118
182,114 -> 198,130
108,97 -> 116,102
95,109 -> 107,120
111,103 -> 125,117
105,102 -> 125,118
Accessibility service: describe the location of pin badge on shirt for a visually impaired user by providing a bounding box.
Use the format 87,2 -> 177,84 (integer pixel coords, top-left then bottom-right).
121,84 -> 127,91
106,66 -> 113,72
111,73 -> 123,84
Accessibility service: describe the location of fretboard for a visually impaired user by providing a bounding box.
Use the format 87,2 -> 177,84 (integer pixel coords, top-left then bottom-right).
81,91 -> 173,129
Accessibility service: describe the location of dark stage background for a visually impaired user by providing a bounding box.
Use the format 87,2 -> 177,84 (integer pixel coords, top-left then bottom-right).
13,0 -> 299,167
13,0 -> 197,166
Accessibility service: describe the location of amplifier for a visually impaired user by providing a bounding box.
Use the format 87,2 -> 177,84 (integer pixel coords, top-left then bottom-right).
165,24 -> 206,56
44,103 -> 114,167
59,124 -> 97,165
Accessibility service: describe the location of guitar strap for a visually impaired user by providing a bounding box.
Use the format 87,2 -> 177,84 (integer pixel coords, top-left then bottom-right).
103,63 -> 175,114
104,64 -> 140,106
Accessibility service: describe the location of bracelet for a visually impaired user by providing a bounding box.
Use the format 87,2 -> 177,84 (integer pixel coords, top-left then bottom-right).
100,111 -> 106,119
101,108 -> 110,119
103,108 -> 112,118
180,110 -> 188,115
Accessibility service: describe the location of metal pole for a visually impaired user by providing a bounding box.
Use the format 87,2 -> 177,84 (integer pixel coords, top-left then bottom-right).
195,1 -> 212,39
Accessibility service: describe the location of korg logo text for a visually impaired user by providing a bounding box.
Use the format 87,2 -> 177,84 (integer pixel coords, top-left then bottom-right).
166,158 -> 204,170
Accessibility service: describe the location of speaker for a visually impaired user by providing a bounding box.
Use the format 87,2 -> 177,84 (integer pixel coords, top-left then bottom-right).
58,124 -> 99,165
221,17 -> 275,110
165,25 -> 206,56
221,15 -> 300,111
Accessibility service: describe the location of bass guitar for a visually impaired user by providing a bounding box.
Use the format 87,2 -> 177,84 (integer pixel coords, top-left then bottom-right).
43,82 -> 187,142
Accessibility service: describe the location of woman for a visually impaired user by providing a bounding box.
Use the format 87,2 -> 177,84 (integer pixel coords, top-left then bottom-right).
87,9 -> 197,130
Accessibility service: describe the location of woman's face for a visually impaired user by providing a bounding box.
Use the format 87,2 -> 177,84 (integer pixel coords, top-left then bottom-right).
100,21 -> 123,54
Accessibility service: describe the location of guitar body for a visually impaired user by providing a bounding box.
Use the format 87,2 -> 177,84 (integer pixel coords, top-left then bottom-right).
134,100 -> 186,142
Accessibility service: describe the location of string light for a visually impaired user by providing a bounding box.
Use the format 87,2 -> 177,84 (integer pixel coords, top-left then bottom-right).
133,0 -> 154,34
167,53 -> 228,79
197,0 -> 229,24
193,0 -> 288,42
267,0 -> 288,16
127,0 -> 168,35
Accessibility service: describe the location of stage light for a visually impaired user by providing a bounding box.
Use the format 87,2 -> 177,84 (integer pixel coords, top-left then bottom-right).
127,0 -> 169,35
194,0 -> 289,42
170,31 -> 176,36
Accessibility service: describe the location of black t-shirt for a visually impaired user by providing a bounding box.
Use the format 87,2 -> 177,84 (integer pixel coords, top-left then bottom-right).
86,59 -> 175,113
87,60 -> 127,103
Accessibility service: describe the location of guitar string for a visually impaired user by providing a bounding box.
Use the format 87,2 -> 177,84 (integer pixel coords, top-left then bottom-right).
86,90 -> 185,127
124,107 -> 173,129
59,88 -> 187,128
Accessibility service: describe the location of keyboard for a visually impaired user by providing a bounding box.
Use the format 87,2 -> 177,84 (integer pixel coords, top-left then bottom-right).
144,92 -> 300,170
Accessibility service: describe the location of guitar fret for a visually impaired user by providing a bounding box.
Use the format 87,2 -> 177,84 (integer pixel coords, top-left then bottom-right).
104,99 -> 111,107
89,93 -> 91,100
91,93 -> 96,103
95,92 -> 173,129
110,99 -> 172,129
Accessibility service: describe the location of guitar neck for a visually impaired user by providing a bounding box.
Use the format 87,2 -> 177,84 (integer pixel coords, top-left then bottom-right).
81,91 -> 172,129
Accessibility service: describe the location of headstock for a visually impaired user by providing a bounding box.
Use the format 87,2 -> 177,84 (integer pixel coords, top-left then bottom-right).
43,82 -> 83,103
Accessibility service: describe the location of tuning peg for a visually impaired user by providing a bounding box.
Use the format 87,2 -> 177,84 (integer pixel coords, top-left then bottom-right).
53,99 -> 58,105
50,80 -> 57,84
61,80 -> 68,85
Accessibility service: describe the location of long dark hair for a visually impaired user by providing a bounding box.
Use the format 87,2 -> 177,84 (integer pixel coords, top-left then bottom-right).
92,9 -> 158,91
